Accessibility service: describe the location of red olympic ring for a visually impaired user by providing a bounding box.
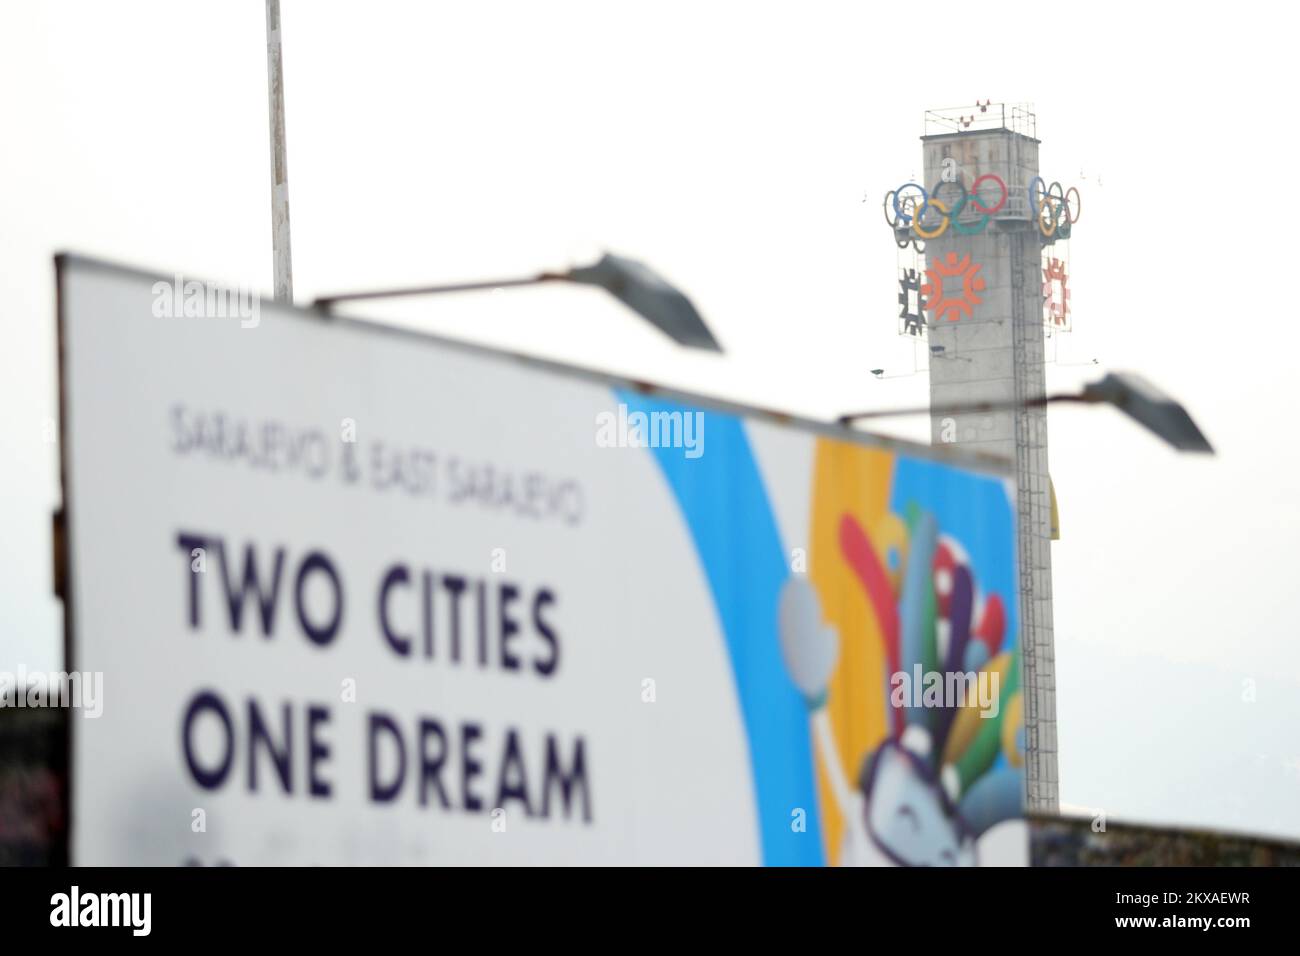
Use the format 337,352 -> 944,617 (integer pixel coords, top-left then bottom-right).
969,174 -> 1007,215
1064,186 -> 1081,224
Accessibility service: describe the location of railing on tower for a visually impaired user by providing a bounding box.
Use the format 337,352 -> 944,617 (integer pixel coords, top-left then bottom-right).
923,102 -> 1037,139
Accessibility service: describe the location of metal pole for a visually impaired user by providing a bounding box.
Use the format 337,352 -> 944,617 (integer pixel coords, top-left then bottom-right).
265,0 -> 293,303
838,394 -> 1069,425
315,275 -> 564,310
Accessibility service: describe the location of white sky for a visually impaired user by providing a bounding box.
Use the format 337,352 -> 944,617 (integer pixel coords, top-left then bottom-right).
2,0 -> 1298,841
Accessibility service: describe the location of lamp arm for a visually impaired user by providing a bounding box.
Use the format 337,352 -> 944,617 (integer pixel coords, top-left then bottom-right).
836,393 -> 1089,426
313,273 -> 566,311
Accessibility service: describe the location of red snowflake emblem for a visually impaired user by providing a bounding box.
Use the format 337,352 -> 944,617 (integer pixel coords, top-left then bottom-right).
1042,257 -> 1070,326
920,251 -> 986,324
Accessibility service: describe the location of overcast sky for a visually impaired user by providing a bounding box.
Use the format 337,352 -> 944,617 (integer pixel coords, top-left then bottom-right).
3,0 -> 1298,841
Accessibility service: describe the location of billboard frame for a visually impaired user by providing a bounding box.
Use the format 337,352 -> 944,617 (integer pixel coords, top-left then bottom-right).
52,252 -> 1015,865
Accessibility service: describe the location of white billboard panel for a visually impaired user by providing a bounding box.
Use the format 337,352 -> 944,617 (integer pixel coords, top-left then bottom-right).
59,257 -> 1025,865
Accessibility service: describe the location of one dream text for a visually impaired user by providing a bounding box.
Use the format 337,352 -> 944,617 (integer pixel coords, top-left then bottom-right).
173,531 -> 592,825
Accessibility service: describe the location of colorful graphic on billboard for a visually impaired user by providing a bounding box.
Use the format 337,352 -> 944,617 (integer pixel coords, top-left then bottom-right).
625,395 -> 1024,865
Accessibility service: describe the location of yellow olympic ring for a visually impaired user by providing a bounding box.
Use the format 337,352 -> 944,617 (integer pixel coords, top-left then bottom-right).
1036,196 -> 1064,238
913,197 -> 950,240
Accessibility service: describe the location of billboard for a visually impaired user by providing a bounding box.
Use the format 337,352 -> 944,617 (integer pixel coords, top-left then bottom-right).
58,256 -> 1026,865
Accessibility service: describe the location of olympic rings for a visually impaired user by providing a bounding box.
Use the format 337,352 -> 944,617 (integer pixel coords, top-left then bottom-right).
882,173 -> 1009,241
881,172 -> 1079,242
1027,177 -> 1080,239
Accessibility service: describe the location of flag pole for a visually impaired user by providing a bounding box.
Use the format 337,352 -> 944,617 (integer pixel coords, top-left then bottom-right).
265,0 -> 293,303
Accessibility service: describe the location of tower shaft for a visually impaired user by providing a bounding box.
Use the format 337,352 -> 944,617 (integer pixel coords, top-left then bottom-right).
920,121 -> 1059,813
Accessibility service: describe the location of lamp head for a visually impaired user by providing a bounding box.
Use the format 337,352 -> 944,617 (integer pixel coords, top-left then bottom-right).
1080,372 -> 1213,453
565,253 -> 722,352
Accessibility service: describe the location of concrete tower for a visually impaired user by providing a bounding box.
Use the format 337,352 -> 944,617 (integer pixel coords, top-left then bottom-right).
905,105 -> 1060,813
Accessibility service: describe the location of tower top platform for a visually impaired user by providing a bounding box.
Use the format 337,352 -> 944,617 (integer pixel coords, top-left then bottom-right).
923,102 -> 1037,140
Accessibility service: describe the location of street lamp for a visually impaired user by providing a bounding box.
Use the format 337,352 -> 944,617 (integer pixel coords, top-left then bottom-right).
313,252 -> 722,352
838,371 -> 1214,453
